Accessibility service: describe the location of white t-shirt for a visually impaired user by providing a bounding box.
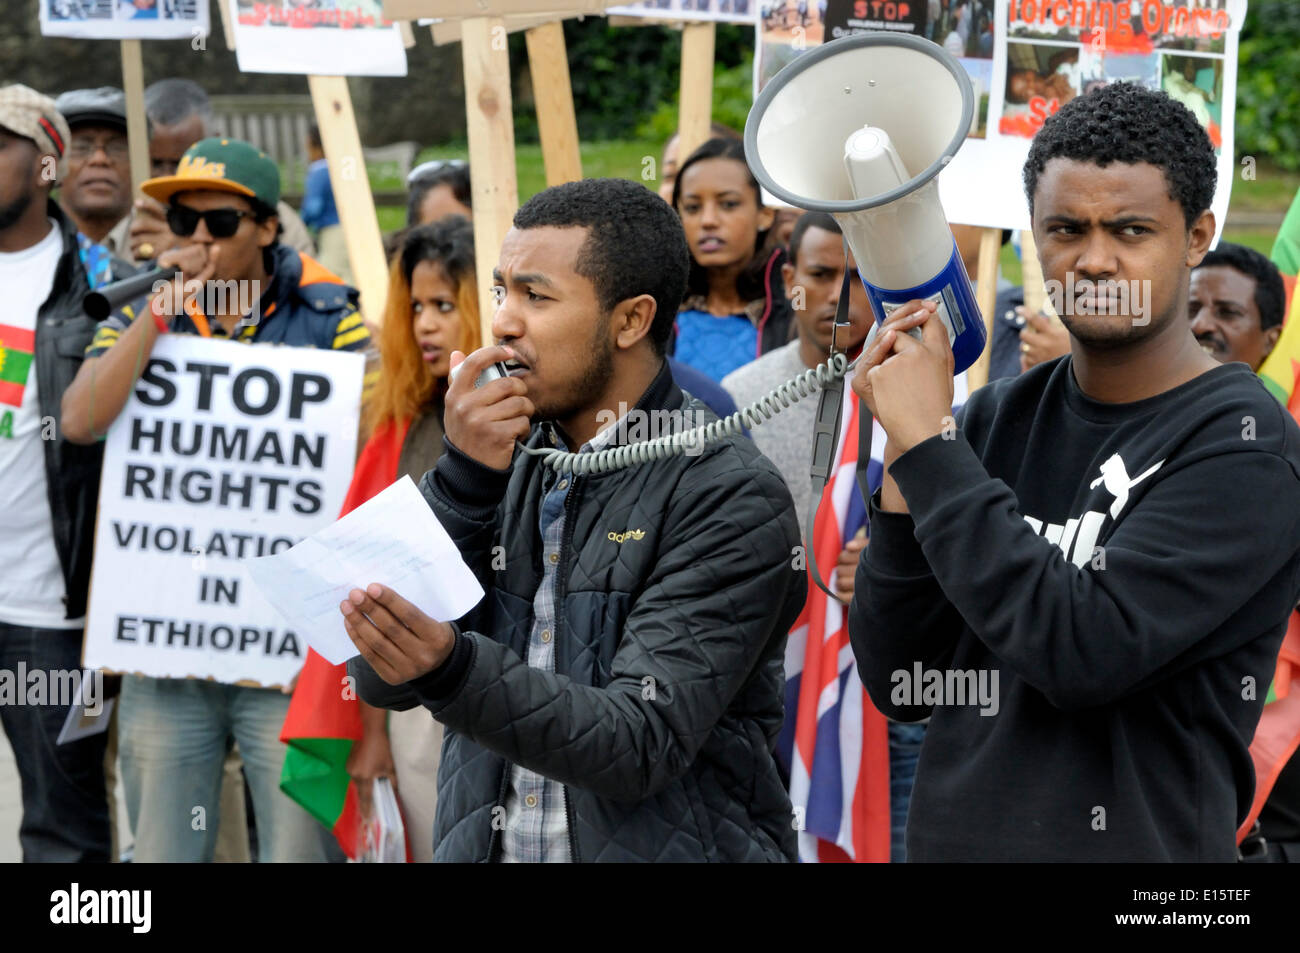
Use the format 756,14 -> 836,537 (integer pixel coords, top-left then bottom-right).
0,220 -> 82,629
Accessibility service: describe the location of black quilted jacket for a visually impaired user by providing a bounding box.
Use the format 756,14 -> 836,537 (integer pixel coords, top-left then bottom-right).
350,361 -> 806,861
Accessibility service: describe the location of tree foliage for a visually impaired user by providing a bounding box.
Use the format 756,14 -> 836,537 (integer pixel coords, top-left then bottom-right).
1234,0 -> 1300,171
510,19 -> 751,143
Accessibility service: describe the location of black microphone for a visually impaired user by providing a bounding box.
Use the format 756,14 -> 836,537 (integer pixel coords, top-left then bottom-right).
83,266 -> 180,321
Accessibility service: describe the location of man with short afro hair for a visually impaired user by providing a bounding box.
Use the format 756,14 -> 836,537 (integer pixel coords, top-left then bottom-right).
511,177 -> 690,356
848,82 -> 1300,861
347,177 -> 806,862
1023,80 -> 1218,229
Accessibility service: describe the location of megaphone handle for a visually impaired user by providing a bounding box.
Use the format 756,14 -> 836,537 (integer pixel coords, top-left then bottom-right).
805,265 -> 856,604
855,396 -> 875,523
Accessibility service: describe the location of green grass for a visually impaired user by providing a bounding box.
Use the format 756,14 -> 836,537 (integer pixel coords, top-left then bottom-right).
377,205 -> 405,233
366,140 -> 663,197
410,140 -> 663,199
372,139 -> 662,234
1225,159 -> 1300,212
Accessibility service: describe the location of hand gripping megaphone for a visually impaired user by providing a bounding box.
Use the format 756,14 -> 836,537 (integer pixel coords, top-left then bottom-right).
744,31 -> 985,373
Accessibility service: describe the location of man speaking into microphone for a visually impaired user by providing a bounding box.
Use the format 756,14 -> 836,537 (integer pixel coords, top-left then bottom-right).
345,178 -> 806,862
848,83 -> 1300,862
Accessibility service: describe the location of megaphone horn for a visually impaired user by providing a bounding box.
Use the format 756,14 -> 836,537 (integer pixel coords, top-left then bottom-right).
745,31 -> 986,373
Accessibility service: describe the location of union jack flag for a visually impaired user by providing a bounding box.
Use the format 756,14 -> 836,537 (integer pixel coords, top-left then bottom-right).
776,384 -> 889,862
777,372 -> 967,862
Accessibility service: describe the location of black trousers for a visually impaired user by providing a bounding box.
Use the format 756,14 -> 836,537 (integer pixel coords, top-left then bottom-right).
0,622 -> 110,862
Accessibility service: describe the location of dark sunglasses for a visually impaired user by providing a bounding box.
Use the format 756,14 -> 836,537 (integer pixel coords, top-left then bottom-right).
167,204 -> 255,239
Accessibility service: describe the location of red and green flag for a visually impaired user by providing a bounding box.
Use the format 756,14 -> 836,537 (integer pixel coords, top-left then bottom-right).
1239,617 -> 1300,843
0,324 -> 35,407
279,416 -> 410,859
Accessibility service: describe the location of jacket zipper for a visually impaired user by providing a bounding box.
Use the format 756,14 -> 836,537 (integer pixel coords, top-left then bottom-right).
487,761 -> 510,862
487,454 -> 542,863
37,218 -> 90,620
555,470 -> 581,863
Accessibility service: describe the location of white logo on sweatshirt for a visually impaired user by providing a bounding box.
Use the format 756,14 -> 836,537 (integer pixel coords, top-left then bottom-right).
1023,452 -> 1165,568
1088,453 -> 1164,519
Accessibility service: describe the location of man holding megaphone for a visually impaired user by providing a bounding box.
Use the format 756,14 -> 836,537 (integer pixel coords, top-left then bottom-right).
346,178 -> 807,862
848,82 -> 1300,862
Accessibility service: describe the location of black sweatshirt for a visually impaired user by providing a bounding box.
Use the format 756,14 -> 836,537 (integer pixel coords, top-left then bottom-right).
850,357 -> 1300,861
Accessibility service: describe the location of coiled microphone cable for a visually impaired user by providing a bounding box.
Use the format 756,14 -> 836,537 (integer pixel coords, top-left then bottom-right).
515,352 -> 860,476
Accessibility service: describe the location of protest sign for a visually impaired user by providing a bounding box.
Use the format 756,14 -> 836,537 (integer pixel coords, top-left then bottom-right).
229,0 -> 408,75
214,1 -> 391,326
40,0 -> 210,40
83,335 -> 364,688
755,0 -> 1245,233
605,0 -> 758,24
386,0 -> 609,16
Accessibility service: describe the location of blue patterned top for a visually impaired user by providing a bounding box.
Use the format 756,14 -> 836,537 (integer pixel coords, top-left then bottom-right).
76,232 -> 114,291
673,308 -> 759,383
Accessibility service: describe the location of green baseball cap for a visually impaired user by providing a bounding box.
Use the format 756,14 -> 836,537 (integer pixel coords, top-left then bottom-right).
141,137 -> 280,209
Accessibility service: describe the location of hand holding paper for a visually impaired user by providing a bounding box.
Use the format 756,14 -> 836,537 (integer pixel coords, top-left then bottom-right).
340,583 -> 456,685
249,476 -> 483,665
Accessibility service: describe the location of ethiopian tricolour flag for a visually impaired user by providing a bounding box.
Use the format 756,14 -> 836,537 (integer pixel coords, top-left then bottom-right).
1257,191 -> 1300,413
0,324 -> 35,407
280,416 -> 411,859
1237,191 -> 1300,842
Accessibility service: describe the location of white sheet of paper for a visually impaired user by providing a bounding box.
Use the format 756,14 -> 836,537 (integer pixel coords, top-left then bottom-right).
57,696 -> 116,746
248,476 -> 484,665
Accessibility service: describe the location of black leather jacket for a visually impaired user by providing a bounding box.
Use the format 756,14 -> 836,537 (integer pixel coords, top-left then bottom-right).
34,202 -> 132,620
351,361 -> 807,861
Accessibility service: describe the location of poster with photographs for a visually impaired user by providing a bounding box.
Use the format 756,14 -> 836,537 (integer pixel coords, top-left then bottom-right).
757,0 -> 996,137
230,0 -> 407,76
999,0 -> 1231,149
41,0 -> 210,40
754,0 -> 1243,231
606,0 -> 758,24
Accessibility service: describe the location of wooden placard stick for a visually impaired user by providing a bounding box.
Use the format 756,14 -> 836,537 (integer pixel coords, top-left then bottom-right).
307,76 -> 390,329
965,226 -> 1003,392
460,16 -> 520,344
676,21 -> 715,160
220,0 -> 388,327
1019,228 -> 1051,316
525,21 -> 583,186
120,40 -> 150,196
218,0 -> 237,49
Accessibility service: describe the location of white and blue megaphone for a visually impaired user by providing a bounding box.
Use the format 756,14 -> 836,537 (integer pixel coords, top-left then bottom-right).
744,31 -> 985,373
